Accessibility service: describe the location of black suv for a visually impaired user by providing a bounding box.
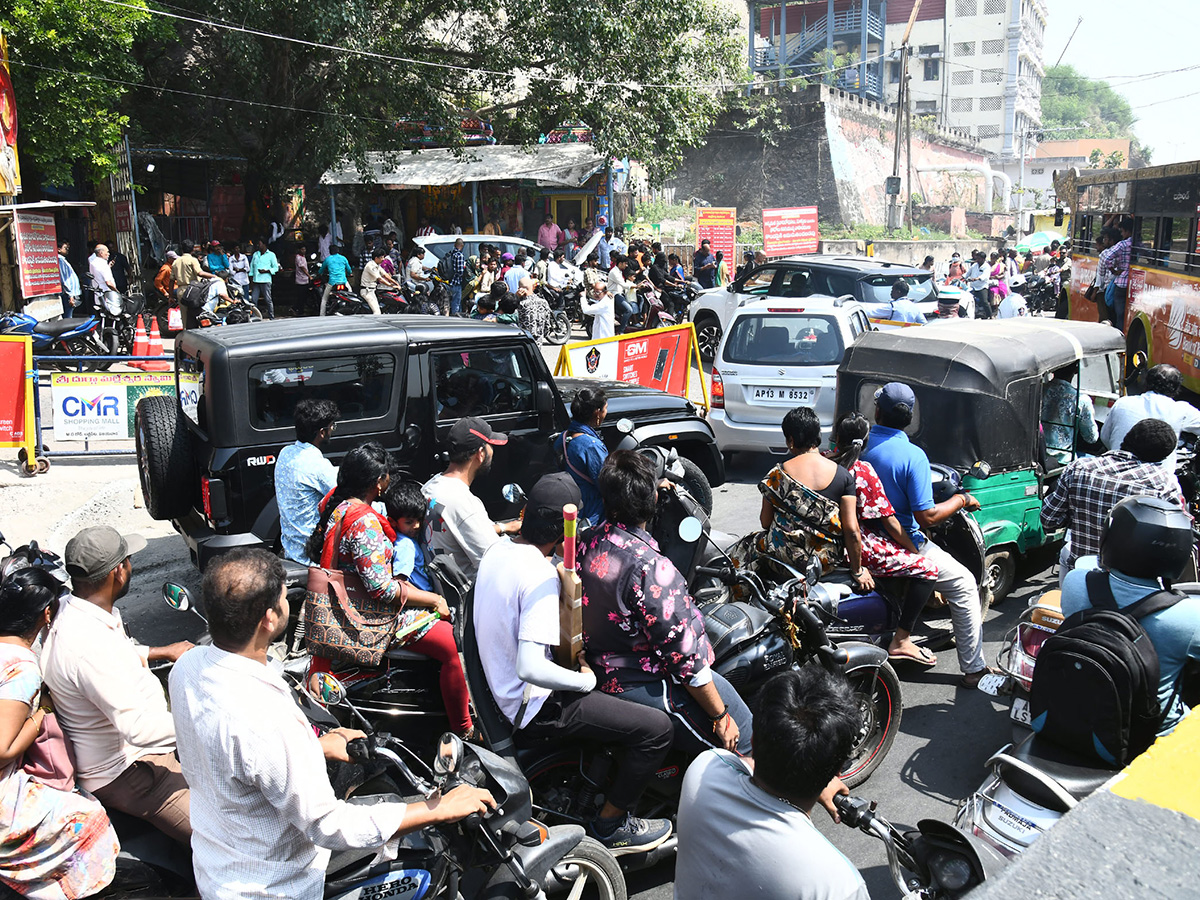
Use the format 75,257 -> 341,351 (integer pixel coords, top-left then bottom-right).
136,317 -> 724,569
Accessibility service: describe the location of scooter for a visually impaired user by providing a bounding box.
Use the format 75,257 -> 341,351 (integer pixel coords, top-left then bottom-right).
0,310 -> 110,371
158,586 -> 620,900
837,794 -> 1007,898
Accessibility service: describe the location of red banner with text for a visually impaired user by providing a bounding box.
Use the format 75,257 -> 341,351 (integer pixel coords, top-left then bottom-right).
0,336 -> 32,448
762,206 -> 819,255
695,207 -> 736,258
554,324 -> 708,410
14,212 -> 60,299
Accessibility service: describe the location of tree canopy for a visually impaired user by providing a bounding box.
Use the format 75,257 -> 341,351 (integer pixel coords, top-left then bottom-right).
1040,64 -> 1151,165
6,0 -> 743,189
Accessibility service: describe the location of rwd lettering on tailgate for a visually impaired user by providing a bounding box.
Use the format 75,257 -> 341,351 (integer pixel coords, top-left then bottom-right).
625,340 -> 648,356
62,395 -> 120,417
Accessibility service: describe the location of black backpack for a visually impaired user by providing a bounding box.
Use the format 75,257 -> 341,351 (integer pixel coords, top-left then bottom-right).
1028,570 -> 1182,768
178,280 -> 210,309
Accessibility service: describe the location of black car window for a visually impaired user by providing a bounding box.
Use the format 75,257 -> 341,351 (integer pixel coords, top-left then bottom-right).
735,266 -> 782,295
723,313 -> 844,366
433,347 -> 534,420
248,354 -> 396,430
770,268 -> 814,298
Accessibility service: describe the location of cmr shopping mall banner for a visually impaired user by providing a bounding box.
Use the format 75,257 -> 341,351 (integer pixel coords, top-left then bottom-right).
762,206 -> 819,256
51,372 -> 176,441
553,324 -> 709,411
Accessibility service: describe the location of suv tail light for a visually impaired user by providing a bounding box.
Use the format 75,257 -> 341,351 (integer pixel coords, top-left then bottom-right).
201,476 -> 229,523
201,476 -> 212,521
711,367 -> 724,409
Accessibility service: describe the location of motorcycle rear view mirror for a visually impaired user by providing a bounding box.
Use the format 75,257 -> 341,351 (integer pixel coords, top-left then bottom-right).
434,732 -> 463,777
678,517 -> 704,543
501,483 -> 526,505
312,672 -> 348,707
162,583 -> 192,612
615,418 -> 635,435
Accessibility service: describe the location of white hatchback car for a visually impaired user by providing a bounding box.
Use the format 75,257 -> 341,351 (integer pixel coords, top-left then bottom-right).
414,235 -> 583,281
709,296 -> 874,456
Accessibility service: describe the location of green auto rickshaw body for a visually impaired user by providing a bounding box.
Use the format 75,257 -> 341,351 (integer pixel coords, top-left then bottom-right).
836,319 -> 1125,596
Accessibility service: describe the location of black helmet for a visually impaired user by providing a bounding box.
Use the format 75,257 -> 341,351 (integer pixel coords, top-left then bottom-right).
1099,496 -> 1194,581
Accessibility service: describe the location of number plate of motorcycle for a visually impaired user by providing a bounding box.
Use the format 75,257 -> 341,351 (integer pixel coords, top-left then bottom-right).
1010,696 -> 1032,726
750,385 -> 815,404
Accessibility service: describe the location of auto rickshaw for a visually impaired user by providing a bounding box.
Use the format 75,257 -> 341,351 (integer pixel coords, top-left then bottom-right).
836,319 -> 1125,602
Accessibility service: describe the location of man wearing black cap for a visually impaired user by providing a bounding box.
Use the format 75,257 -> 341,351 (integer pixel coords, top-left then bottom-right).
423,416 -> 521,576
861,383 -> 992,688
40,526 -> 194,843
474,473 -> 674,855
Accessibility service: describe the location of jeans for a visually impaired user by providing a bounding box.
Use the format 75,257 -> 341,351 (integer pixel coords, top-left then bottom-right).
61,292 -> 75,318
972,288 -> 992,319
918,539 -> 986,674
617,671 -> 754,757
448,283 -> 463,315
615,295 -> 637,333
251,282 -> 274,318
1109,283 -> 1127,331
519,690 -> 673,812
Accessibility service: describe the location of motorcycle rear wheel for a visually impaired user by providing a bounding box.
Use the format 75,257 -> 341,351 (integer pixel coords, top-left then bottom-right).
546,310 -> 572,345
839,662 -> 902,788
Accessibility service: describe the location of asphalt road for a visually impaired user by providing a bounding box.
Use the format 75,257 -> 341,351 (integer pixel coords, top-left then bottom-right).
2,442 -> 1049,900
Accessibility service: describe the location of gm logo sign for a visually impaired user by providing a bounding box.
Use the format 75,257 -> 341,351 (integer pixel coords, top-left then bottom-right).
625,340 -> 648,356
62,395 -> 120,417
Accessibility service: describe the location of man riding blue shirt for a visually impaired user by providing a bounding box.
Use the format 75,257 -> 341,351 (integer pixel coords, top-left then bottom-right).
561,387 -> 609,526
861,382 -> 992,688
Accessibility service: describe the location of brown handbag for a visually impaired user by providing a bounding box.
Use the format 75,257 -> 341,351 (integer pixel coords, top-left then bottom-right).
304,510 -> 406,666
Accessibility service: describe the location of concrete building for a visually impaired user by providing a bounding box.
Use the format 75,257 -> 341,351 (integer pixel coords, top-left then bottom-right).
880,0 -> 1048,163
1020,138 -> 1132,206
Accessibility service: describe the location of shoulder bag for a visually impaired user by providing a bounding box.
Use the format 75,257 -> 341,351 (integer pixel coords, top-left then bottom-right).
304,506 -> 406,666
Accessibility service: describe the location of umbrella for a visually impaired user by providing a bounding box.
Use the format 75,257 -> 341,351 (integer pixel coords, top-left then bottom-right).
1014,230 -> 1065,254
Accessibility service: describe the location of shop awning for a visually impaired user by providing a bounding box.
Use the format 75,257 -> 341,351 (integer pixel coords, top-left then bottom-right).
320,144 -> 606,189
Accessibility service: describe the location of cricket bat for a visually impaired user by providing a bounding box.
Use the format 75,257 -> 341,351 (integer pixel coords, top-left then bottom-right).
555,504 -> 584,669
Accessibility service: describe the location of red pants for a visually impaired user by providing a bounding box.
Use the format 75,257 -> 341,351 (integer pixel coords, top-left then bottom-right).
310,619 -> 472,735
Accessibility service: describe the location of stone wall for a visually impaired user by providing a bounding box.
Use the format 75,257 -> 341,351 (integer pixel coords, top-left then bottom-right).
666,84 -> 995,228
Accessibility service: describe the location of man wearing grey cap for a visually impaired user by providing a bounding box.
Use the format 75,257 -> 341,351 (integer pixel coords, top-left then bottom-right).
861,383 -> 994,689
40,526 -> 195,843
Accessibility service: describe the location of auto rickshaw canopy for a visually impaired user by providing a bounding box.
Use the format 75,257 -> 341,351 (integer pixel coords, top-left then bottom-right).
837,320 -> 1125,473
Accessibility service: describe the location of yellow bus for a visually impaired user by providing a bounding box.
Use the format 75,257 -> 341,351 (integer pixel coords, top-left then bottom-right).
1057,161 -> 1200,392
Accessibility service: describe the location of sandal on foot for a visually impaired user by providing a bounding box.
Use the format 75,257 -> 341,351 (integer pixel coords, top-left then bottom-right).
888,646 -> 937,668
959,665 -> 1000,689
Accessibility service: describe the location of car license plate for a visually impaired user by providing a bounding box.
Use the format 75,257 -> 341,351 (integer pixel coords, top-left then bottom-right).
750,386 -> 815,403
1011,696 -> 1032,726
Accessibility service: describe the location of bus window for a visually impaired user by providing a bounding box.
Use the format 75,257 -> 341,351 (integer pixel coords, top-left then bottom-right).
1160,217 -> 1193,271
1134,217 -> 1157,265
1074,215 -> 1093,253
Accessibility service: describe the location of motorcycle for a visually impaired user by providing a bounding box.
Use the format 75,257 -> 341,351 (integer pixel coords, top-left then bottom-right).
534,283 -> 576,346
837,794 -> 1007,898
1028,269 -> 1059,315
157,586 -> 623,899
84,285 -> 147,356
195,285 -> 265,327
0,309 -> 110,371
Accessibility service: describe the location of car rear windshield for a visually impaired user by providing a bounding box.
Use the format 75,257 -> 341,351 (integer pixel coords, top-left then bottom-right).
859,273 -> 936,305
248,354 -> 396,431
722,313 -> 845,366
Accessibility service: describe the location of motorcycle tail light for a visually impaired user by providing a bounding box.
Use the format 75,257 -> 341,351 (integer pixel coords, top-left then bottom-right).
711,368 -> 724,409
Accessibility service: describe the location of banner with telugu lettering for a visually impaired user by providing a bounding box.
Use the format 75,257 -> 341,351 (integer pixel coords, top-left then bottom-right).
14,213 -> 60,299
695,207 -> 736,258
762,206 -> 819,255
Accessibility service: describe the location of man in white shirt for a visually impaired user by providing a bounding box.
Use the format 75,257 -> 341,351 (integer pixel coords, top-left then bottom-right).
171,549 -> 494,900
423,417 -> 521,576
88,243 -> 118,298
41,526 -> 195,843
359,246 -> 399,315
675,667 -> 867,900
547,249 -> 571,291
474,474 -> 673,855
965,251 -> 991,320
997,290 -> 1029,318
1102,364 -> 1200,471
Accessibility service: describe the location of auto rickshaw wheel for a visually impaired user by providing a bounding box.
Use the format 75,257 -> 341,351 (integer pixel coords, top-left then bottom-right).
983,550 -> 1015,604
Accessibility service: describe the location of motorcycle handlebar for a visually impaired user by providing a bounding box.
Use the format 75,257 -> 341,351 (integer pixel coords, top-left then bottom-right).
695,564 -> 734,582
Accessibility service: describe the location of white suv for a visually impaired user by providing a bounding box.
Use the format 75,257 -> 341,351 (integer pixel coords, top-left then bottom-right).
709,296 -> 873,456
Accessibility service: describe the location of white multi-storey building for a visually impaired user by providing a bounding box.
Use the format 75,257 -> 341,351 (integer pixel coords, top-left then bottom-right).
881,0 -> 1047,162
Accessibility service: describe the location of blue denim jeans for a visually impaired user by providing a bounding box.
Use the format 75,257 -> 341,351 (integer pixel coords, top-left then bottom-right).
616,671 -> 753,757
615,295 -> 637,332
448,283 -> 463,316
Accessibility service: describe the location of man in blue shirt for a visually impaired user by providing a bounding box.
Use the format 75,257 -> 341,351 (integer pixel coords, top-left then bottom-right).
249,239 -> 281,319
1061,497 -> 1200,734
274,399 -> 339,564
318,245 -> 354,316
693,240 -> 717,290
877,281 -> 926,325
562,387 -> 609,525
861,382 -> 992,687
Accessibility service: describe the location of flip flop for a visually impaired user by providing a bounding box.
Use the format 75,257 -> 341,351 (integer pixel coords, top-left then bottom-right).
887,646 -> 937,668
959,665 -> 1002,689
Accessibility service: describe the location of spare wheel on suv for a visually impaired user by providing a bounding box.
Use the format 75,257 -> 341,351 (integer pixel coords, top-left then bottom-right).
136,394 -> 198,520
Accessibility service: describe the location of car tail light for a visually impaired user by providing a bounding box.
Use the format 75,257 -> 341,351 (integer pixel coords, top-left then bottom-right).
200,476 -> 229,523
201,476 -> 213,521
711,367 -> 724,409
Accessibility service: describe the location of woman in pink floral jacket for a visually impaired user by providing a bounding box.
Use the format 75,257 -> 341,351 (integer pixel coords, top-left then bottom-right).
578,450 -> 753,756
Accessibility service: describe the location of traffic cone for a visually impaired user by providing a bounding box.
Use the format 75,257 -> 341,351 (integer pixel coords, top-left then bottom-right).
127,314 -> 150,370
141,316 -> 172,371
